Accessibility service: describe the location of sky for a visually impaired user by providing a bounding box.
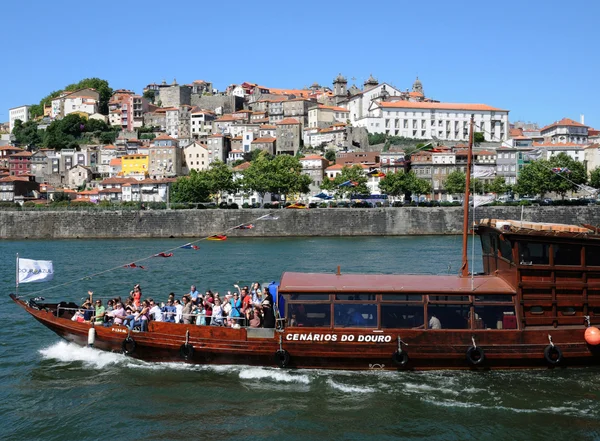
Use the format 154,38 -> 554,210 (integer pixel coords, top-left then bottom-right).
2,0 -> 599,129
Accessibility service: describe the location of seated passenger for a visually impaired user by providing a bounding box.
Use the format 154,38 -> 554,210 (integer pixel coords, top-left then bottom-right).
289,313 -> 297,327
107,302 -> 126,326
182,295 -> 193,325
249,306 -> 262,328
345,308 -> 366,326
174,299 -> 183,323
429,314 -> 442,329
71,309 -> 85,323
129,300 -> 150,332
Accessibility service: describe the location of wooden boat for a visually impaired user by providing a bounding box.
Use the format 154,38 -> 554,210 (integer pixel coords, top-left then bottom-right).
10,117 -> 600,370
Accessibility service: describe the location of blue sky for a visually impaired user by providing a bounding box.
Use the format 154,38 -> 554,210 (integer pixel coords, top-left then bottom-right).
2,0 -> 598,129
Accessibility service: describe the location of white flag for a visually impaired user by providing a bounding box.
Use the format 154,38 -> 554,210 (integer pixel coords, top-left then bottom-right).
472,165 -> 496,178
473,194 -> 496,208
18,258 -> 54,285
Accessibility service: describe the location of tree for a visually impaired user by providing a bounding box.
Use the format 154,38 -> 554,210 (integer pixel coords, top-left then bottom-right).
205,160 -> 238,203
474,132 -> 485,143
12,120 -> 42,147
241,151 -> 273,198
487,176 -> 508,195
321,165 -> 369,199
170,170 -> 211,203
368,133 -> 387,145
143,90 -> 155,103
324,149 -> 336,163
379,170 -> 431,200
589,167 -> 600,189
444,171 -> 466,195
515,153 -> 585,199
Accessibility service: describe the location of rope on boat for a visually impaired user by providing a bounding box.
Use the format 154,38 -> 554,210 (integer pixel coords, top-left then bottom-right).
15,210 -> 279,299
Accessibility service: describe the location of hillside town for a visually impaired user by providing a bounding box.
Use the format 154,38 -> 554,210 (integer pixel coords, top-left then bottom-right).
2,74 -> 599,206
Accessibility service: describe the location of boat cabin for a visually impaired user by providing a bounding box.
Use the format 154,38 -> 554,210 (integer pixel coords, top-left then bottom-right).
278,272 -> 517,331
476,219 -> 600,329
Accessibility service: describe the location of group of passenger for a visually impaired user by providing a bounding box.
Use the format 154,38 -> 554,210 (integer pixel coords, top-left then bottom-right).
71,282 -> 276,331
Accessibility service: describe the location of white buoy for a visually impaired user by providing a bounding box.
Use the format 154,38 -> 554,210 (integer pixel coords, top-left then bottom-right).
87,327 -> 96,347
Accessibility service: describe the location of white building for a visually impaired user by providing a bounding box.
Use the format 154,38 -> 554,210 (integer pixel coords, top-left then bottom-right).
532,142 -> 586,162
364,101 -> 509,142
190,109 -> 216,138
307,105 -> 349,128
64,95 -> 98,116
305,124 -> 347,147
345,83 -> 403,125
9,105 -> 30,133
540,117 -> 589,144
184,142 -> 210,172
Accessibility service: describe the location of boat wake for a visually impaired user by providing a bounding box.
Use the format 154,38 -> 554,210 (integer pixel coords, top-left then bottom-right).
36,342 -> 600,419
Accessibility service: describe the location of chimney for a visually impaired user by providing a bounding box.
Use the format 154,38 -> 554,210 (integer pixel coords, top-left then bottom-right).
581,114 -> 585,125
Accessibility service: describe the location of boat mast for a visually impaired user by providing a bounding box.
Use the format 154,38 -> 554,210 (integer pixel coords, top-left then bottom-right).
461,115 -> 475,277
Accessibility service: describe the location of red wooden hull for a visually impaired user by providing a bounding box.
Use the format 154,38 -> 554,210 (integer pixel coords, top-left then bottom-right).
11,295 -> 600,370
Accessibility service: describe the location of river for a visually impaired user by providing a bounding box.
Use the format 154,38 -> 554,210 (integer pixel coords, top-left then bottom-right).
2,236 -> 600,441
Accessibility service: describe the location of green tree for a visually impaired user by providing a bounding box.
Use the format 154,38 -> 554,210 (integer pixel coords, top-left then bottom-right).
143,90 -> 155,103
515,153 -> 585,199
379,170 -> 431,200
271,154 -> 312,200
241,151 -> 273,198
474,132 -> 485,143
487,176 -> 508,195
368,133 -> 386,145
444,171 -> 466,195
589,167 -> 600,189
205,160 -> 239,203
12,120 -> 42,147
321,165 -> 368,199
324,149 -> 336,163
170,170 -> 211,203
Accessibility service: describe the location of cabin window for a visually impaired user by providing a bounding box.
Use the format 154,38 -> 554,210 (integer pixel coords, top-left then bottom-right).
428,295 -> 470,303
518,242 -> 549,265
529,306 -> 544,315
473,295 -> 514,303
288,303 -> 331,327
289,293 -> 330,301
382,294 -> 423,302
586,246 -> 600,267
499,236 -> 513,263
381,304 -> 424,329
473,306 -> 516,329
553,244 -> 581,266
480,233 -> 492,255
559,307 -> 576,316
334,304 -> 377,328
427,304 -> 470,329
335,294 -> 377,301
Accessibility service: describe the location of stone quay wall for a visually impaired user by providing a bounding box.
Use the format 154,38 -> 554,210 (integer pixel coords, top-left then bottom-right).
1,207 -> 599,240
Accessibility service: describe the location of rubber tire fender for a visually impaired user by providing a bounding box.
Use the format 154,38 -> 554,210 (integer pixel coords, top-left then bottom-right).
544,345 -> 563,366
466,346 -> 485,366
392,351 -> 409,367
179,344 -> 194,360
122,336 -> 136,355
275,349 -> 290,368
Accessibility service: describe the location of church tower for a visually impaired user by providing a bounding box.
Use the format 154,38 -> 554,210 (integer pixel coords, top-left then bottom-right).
412,76 -> 423,95
333,73 -> 347,97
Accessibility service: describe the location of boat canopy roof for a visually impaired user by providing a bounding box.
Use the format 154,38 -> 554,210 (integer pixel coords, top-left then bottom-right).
279,272 -> 516,295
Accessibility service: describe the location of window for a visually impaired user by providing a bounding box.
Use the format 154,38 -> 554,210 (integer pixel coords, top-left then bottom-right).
554,244 -> 581,266
381,304 -> 424,329
289,303 -> 330,327
427,304 -> 469,329
519,242 -> 549,265
334,304 -> 377,328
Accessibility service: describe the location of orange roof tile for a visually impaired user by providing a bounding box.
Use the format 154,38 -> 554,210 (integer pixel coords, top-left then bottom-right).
540,118 -> 588,131
153,134 -> 178,141
300,155 -> 326,160
232,162 -> 251,171
277,118 -> 301,125
109,158 -> 122,166
252,137 -> 276,143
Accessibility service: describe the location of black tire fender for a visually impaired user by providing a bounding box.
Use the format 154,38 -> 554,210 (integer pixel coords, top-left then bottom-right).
544,345 -> 563,366
179,343 -> 194,360
122,336 -> 136,355
392,351 -> 409,367
275,349 -> 290,368
466,346 -> 485,366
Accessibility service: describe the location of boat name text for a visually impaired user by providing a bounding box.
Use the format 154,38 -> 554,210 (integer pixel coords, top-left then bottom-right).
285,333 -> 392,343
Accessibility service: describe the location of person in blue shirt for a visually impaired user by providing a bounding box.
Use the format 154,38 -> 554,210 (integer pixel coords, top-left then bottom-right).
189,285 -> 200,303
162,299 -> 177,323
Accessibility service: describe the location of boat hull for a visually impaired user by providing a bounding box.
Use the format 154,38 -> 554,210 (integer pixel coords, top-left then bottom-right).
12,295 -> 600,370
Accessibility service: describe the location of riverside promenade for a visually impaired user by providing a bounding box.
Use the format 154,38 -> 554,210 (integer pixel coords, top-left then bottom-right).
2,206 -> 600,240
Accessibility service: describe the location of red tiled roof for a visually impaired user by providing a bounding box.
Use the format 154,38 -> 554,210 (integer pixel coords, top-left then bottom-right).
252,137 -> 276,143
277,118 -> 301,125
540,118 -> 588,132
232,162 -> 251,171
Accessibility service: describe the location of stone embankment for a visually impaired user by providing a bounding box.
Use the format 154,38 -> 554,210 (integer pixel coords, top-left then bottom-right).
1,207 -> 599,240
